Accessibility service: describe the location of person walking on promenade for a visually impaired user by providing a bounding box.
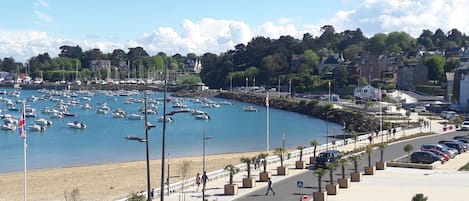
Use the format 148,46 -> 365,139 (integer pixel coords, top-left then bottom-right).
265,177 -> 275,195
195,173 -> 201,192
201,171 -> 208,192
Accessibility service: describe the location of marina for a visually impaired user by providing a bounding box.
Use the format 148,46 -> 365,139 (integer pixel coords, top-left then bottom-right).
0,88 -> 342,173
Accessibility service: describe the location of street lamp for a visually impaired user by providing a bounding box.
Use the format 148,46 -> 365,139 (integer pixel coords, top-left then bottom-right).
125,95 -> 155,201
202,131 -> 213,201
161,61 -> 168,201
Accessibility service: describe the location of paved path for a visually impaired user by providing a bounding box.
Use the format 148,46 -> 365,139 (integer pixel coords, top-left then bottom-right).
156,114 -> 467,201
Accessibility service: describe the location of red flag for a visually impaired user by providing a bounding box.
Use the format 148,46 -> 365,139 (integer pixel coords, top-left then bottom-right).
19,104 -> 26,139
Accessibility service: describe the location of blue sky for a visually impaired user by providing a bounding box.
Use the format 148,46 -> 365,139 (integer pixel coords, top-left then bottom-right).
1,0 -> 469,62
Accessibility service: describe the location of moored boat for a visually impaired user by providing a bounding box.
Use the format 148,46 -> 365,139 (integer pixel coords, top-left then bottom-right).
243,106 -> 259,112
35,118 -> 52,126
28,124 -> 45,132
67,121 -> 86,129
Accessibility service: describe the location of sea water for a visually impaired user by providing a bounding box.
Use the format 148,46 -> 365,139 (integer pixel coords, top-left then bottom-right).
0,88 -> 342,172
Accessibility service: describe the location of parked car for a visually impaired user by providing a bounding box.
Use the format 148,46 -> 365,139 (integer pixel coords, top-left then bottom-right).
438,141 -> 466,154
440,140 -> 468,151
453,135 -> 469,140
412,106 -> 426,113
421,144 -> 457,158
421,149 -> 450,161
314,150 -> 341,168
461,121 -> 469,131
440,111 -> 457,120
410,151 -> 445,164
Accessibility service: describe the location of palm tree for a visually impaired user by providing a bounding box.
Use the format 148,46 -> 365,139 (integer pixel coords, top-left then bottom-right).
224,164 -> 240,185
349,154 -> 361,173
412,193 -> 428,201
313,168 -> 326,192
404,144 -> 413,156
338,158 -> 350,179
310,139 -> 320,158
297,145 -> 305,162
365,145 -> 373,167
240,157 -> 253,178
378,142 -> 387,162
274,147 -> 287,167
326,162 -> 337,185
258,153 -> 269,173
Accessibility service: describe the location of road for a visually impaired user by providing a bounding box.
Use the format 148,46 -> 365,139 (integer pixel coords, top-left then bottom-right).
234,130 -> 469,201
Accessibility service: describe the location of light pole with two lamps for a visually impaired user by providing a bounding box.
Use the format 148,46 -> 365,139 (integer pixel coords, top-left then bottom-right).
124,95 -> 155,201
202,130 -> 213,201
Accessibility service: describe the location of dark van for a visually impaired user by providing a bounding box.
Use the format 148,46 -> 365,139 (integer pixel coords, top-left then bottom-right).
314,150 -> 341,168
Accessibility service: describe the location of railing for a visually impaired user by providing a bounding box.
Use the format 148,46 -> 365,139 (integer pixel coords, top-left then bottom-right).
118,127 -> 407,200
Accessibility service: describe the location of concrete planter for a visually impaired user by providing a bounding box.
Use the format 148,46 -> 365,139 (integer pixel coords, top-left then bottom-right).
376,161 -> 387,170
309,156 -> 316,165
224,184 -> 238,195
351,172 -> 362,182
313,191 -> 327,201
364,166 -> 376,175
326,184 -> 339,195
242,178 -> 256,188
259,172 -> 271,182
276,166 -> 289,175
295,161 -> 306,169
338,178 -> 350,188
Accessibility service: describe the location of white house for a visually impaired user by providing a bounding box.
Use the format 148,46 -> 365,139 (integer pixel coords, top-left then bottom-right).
354,84 -> 381,100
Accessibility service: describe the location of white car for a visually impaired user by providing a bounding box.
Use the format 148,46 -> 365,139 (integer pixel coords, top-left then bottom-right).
461,121 -> 469,131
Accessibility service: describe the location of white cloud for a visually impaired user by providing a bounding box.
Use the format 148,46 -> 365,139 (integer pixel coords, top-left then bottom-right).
323,0 -> 469,37
33,0 -> 49,8
34,10 -> 53,22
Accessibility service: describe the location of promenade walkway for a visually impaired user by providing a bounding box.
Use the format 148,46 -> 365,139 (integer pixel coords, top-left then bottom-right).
147,113 -> 461,201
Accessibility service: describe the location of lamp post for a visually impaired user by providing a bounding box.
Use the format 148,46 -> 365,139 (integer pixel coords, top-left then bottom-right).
202,130 -> 213,201
160,61 -> 168,201
125,95 -> 155,201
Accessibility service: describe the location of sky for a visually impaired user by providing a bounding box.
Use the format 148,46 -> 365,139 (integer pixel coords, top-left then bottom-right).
1,0 -> 469,62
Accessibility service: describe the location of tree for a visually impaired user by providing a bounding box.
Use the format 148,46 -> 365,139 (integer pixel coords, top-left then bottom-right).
258,153 -> 269,173
365,145 -> 373,167
338,158 -> 350,179
310,139 -> 320,158
126,192 -> 145,201
297,145 -> 305,162
412,193 -> 428,201
367,33 -> 387,56
444,58 -> 459,72
224,164 -> 240,185
378,143 -> 388,162
425,54 -> 445,82
274,147 -> 288,167
349,154 -> 361,173
326,162 -> 337,185
240,157 -> 253,178
404,144 -> 414,156
179,160 -> 191,193
313,168 -> 326,192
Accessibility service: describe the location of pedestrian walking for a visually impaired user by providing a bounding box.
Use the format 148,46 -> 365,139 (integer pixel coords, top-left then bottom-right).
392,128 -> 396,137
201,171 -> 208,192
368,135 -> 372,144
265,177 -> 275,195
195,173 -> 201,192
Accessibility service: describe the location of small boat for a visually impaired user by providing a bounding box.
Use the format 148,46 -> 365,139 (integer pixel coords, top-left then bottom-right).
125,136 -> 145,142
127,114 -> 143,120
96,108 -> 108,114
25,112 -> 36,118
194,114 -> 211,120
50,112 -> 63,119
218,100 -> 232,105
142,110 -> 157,115
35,118 -> 52,126
191,110 -> 207,116
67,121 -> 86,129
113,112 -> 126,118
63,112 -> 77,117
243,106 -> 259,112
1,123 -> 16,130
81,104 -> 92,110
28,124 -> 45,132
157,116 -> 174,122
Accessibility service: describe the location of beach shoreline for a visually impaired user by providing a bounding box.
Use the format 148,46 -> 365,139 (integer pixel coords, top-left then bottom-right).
0,150 -> 268,201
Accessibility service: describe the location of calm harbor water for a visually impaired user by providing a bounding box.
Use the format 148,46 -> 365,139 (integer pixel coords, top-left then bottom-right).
0,88 -> 341,173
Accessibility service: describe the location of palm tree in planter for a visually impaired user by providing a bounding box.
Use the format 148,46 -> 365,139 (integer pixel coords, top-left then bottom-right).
313,168 -> 327,201
240,157 -> 256,188
349,154 -> 362,182
310,139 -> 321,165
376,143 -> 387,170
351,131 -> 359,150
364,145 -> 376,175
337,158 -> 350,188
274,147 -> 289,175
258,153 -> 271,182
295,145 -> 306,169
325,162 -> 339,195
224,164 -> 240,195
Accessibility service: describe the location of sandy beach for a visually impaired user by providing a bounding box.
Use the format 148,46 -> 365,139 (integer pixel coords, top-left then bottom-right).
0,151 -> 264,201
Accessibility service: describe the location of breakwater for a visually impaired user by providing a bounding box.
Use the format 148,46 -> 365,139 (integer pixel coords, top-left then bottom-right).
173,90 -> 380,133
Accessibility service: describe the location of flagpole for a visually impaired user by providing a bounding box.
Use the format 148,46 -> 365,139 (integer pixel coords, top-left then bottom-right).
266,92 -> 270,152
21,102 -> 27,201
23,134 -> 27,201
